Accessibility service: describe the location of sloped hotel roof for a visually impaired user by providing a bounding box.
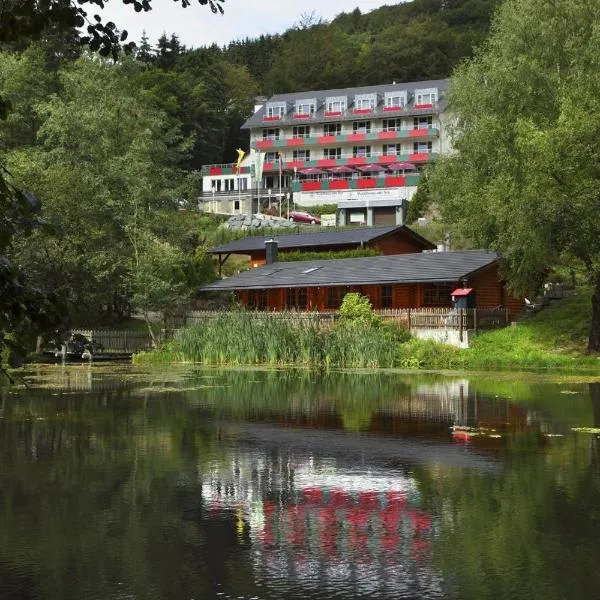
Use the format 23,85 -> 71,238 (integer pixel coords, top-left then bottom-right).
242,78 -> 450,129
209,225 -> 436,255
201,251 -> 499,292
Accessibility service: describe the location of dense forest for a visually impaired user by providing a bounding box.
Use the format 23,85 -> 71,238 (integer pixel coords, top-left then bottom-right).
0,0 -> 499,362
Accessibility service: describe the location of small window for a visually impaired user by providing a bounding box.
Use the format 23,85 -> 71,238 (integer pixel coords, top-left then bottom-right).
385,91 -> 407,108
248,289 -> 267,310
326,99 -> 346,113
323,123 -> 342,136
234,200 -> 240,211
353,145 -> 371,158
354,95 -> 376,110
262,128 -> 280,140
266,103 -> 286,118
265,151 -> 279,163
381,285 -> 393,308
414,89 -> 437,106
413,116 -> 432,129
383,144 -> 401,156
413,141 -> 433,153
383,118 -> 402,131
296,101 -> 316,115
286,288 -> 308,309
293,149 -> 310,161
352,121 -> 371,134
327,287 -> 344,309
323,147 -> 342,159
293,125 -> 310,138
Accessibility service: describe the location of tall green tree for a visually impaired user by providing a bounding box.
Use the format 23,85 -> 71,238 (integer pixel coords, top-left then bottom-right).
430,0 -> 600,352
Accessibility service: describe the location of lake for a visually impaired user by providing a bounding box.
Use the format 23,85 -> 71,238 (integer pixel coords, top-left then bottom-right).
1,364 -> 599,600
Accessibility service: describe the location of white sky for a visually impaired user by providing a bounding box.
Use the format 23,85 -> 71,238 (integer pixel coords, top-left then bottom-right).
99,0 -> 396,48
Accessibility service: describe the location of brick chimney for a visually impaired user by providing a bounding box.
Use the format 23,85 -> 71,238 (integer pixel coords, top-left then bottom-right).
265,239 -> 278,264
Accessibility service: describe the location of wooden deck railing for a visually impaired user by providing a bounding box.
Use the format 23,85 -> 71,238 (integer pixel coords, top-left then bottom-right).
71,329 -> 154,353
167,308 -> 508,331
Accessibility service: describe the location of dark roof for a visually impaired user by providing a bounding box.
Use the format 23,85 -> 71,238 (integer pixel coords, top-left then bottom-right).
242,78 -> 450,129
201,251 -> 499,291
209,225 -> 436,255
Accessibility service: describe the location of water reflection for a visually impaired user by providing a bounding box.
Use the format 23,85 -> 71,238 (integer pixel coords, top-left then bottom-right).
0,367 -> 598,599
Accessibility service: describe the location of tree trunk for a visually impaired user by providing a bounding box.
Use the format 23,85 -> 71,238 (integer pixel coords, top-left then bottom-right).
143,310 -> 157,348
588,276 -> 600,353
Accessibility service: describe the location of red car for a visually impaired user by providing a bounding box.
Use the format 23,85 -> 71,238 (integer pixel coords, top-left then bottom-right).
288,211 -> 321,225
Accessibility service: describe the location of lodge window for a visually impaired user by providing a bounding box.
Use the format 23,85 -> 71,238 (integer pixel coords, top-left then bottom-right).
423,283 -> 453,306
265,151 -> 279,163
248,289 -> 267,310
381,285 -> 393,308
413,116 -> 432,129
286,287 -> 308,309
211,179 -> 221,191
326,287 -> 345,309
353,121 -> 371,134
293,125 -> 310,138
323,122 -> 342,136
383,118 -> 402,131
385,91 -> 407,108
353,145 -> 372,158
413,141 -> 433,153
383,144 -> 401,156
323,147 -> 342,159
293,149 -> 310,161
224,178 -> 235,191
262,128 -> 280,140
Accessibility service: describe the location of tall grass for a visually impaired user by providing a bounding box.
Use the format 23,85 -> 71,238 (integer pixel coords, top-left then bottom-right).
139,311 -> 406,369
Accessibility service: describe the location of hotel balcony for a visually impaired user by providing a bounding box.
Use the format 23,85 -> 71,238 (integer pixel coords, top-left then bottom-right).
290,173 -> 421,193
254,127 -> 439,150
260,151 -> 439,172
260,103 -> 440,125
200,162 -> 252,176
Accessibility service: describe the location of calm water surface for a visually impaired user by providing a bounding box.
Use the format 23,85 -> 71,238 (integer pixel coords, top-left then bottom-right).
1,365 -> 600,600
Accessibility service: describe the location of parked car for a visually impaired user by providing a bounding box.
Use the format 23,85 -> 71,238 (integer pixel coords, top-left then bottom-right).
288,211 -> 321,225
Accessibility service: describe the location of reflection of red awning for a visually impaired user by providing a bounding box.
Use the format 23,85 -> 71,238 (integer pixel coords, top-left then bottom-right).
451,288 -> 473,296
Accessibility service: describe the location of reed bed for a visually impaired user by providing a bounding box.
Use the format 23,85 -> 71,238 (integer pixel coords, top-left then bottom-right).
169,311 -> 405,369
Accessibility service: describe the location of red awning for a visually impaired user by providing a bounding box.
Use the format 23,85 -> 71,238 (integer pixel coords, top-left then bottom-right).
451,288 -> 474,296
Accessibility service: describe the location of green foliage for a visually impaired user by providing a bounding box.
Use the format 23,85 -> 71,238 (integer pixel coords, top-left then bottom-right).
295,203 -> 337,217
279,248 -> 381,262
337,292 -> 381,328
429,0 -> 600,350
405,175 -> 432,224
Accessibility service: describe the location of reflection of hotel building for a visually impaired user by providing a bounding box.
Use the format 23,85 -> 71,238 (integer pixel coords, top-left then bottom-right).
200,451 -> 439,597
200,79 -> 450,226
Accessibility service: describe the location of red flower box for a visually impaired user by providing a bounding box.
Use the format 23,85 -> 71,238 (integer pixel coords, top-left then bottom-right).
317,159 -> 337,168
293,113 -> 310,119
263,115 -> 282,121
330,179 -> 349,190
256,139 -> 274,149
352,108 -> 373,114
378,155 -> 397,164
409,128 -> 430,137
383,106 -> 403,112
413,104 -> 433,110
324,111 -> 342,117
301,181 -> 322,191
409,153 -> 429,162
286,137 -> 305,146
318,135 -> 337,144
357,178 -> 376,189
385,176 -> 406,186
208,167 -> 222,175
348,133 -> 365,142
347,156 -> 367,165
378,130 -> 397,140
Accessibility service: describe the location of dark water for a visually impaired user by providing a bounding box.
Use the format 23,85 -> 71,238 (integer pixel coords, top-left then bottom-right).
1,365 -> 600,600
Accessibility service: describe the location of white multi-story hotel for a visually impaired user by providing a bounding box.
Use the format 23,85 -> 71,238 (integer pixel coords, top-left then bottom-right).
200,78 -> 450,226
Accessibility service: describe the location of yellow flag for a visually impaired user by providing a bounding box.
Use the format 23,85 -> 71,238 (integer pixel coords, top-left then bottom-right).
236,148 -> 246,168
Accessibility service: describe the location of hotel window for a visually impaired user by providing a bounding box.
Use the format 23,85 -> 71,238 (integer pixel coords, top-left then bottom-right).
295,100 -> 316,115
413,116 -> 432,129
323,147 -> 342,159
354,94 -> 376,110
423,283 -> 453,306
380,285 -> 393,308
352,121 -> 371,134
265,151 -> 279,163
224,178 -> 235,191
266,103 -> 286,118
286,288 -> 308,309
353,145 -> 371,158
384,91 -> 407,108
293,125 -> 310,138
383,118 -> 402,131
383,144 -> 401,156
326,97 -> 346,113
211,179 -> 221,191
326,287 -> 345,309
413,141 -> 433,153
293,149 -> 310,161
414,89 -> 437,105
323,122 -> 342,136
262,128 -> 280,140
248,289 -> 267,310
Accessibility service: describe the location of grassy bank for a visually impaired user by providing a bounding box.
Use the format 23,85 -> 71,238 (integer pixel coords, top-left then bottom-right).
135,290 -> 600,372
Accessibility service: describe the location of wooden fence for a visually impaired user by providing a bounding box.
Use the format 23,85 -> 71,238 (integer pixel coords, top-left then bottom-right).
167,308 -> 509,332
71,329 -> 154,354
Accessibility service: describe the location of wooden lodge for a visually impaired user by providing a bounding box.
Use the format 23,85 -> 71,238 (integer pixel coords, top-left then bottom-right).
209,225 -> 436,272
201,250 -> 524,320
